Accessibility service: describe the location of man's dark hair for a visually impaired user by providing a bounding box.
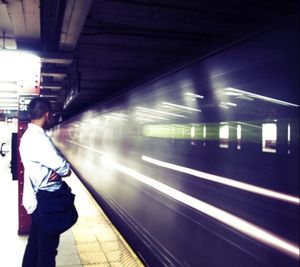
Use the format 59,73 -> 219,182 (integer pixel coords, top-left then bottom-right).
28,97 -> 52,120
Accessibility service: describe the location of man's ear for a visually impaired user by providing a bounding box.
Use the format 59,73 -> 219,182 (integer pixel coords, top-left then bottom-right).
44,112 -> 50,120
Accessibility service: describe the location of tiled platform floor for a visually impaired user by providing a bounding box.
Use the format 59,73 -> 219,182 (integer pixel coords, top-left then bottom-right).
0,154 -> 144,267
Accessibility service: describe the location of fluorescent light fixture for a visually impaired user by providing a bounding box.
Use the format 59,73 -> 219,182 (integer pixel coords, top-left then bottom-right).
0,97 -> 18,102
0,106 -> 18,110
0,103 -> 18,107
0,50 -> 40,82
225,87 -> 299,107
136,107 -> 187,118
0,82 -> 18,91
162,102 -> 201,112
0,93 -> 18,98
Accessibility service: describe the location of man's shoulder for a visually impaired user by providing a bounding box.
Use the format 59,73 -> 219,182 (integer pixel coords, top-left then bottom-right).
21,127 -> 45,145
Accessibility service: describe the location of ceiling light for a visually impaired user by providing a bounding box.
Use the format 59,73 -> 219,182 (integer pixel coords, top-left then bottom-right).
0,50 -> 40,82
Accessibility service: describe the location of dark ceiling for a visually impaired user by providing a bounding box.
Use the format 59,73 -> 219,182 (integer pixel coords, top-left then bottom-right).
63,0 -> 298,119
1,0 -> 299,120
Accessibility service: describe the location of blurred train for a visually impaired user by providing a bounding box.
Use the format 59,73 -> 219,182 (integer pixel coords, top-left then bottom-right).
51,18 -> 299,266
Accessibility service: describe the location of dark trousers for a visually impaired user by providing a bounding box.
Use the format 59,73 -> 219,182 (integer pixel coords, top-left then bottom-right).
22,210 -> 60,267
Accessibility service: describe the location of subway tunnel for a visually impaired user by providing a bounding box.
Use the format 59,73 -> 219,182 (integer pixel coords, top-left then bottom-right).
0,1 -> 299,266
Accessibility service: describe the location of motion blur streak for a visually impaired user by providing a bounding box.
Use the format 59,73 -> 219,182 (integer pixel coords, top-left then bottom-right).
101,156 -> 299,258
225,87 -> 300,107
141,156 -> 299,205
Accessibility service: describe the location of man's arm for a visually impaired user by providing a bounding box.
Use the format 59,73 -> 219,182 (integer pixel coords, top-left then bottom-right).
37,135 -> 70,177
49,169 -> 72,181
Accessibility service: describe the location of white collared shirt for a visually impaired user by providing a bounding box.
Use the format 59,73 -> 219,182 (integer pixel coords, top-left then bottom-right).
19,123 -> 70,214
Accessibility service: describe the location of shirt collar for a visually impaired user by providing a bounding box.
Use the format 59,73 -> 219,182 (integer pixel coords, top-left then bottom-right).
28,123 -> 45,134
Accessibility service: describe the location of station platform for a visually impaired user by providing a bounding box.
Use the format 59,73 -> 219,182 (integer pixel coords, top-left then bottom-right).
0,153 -> 144,267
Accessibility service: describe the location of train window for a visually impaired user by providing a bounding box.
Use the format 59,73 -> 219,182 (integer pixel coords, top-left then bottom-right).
219,122 -> 229,148
191,125 -> 196,145
237,124 -> 241,150
262,123 -> 277,153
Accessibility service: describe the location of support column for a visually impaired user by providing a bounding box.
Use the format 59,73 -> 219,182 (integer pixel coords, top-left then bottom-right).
17,70 -> 40,235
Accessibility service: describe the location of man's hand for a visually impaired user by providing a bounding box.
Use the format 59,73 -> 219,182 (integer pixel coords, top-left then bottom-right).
63,169 -> 72,177
49,171 -> 60,181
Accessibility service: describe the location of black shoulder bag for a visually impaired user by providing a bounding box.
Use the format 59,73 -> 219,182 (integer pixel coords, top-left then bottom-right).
36,181 -> 78,235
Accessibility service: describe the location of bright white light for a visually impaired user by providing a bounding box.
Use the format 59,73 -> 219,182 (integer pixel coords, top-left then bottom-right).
0,82 -> 18,92
104,115 -> 128,121
0,103 -> 18,107
219,124 -> 229,138
162,102 -> 202,112
237,121 -> 262,129
191,126 -> 195,139
136,112 -> 169,121
226,102 -> 237,107
219,123 -> 229,148
219,104 -> 229,109
0,50 -> 40,82
102,155 -> 299,258
136,107 -> 187,118
0,106 -> 18,110
91,118 -> 100,125
185,93 -> 204,99
225,87 -> 299,107
136,117 -> 156,122
224,91 -> 242,96
0,98 -> 18,103
262,123 -> 277,153
141,155 -> 299,205
220,101 -> 237,108
0,93 -> 17,98
237,125 -> 242,140
111,113 -> 129,117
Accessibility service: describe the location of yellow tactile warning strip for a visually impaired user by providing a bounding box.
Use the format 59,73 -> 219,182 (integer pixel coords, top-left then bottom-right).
67,173 -> 144,267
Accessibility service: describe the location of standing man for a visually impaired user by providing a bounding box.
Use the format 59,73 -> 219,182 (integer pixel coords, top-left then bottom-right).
19,97 -> 71,267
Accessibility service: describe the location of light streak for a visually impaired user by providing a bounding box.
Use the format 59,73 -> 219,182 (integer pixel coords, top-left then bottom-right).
225,87 -> 299,107
162,102 -> 202,112
136,112 -> 169,120
101,155 -> 299,258
136,107 -> 187,118
141,156 -> 300,205
185,93 -> 204,99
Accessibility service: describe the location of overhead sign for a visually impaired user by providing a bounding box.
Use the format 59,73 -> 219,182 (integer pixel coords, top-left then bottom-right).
18,95 -> 35,121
